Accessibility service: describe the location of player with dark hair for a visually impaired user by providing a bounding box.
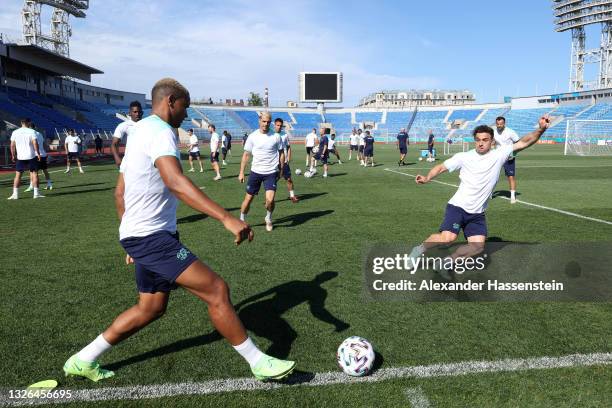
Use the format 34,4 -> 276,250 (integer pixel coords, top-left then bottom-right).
221,130 -> 232,165
493,116 -> 520,203
397,128 -> 409,166
407,116 -> 550,267
426,129 -> 435,162
274,118 -> 299,203
357,129 -> 365,165
208,124 -> 222,180
363,130 -> 375,167
112,101 -> 144,166
8,118 -> 43,199
311,127 -> 329,177
305,127 -> 317,167
328,133 -> 342,164
63,78 -> 295,383
348,129 -> 359,161
187,129 -> 204,173
64,129 -> 84,174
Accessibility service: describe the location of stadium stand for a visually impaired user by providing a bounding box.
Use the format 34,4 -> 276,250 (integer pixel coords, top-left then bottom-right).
355,111 -> 382,123
324,112 -> 353,132
447,109 -> 483,122
293,112 -> 323,131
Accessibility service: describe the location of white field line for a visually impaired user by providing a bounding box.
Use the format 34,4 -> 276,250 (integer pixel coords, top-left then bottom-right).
405,386 -> 431,408
399,164 -> 612,171
384,168 -> 612,226
1,352 -> 610,406
0,166 -> 91,182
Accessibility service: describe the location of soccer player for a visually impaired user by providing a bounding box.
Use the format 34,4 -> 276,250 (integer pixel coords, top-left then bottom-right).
274,118 -> 299,203
397,128 -> 409,166
363,130 -> 375,167
238,112 -> 284,231
94,134 -> 103,158
64,129 -> 85,174
493,116 -> 520,204
63,78 -> 295,383
8,118 -> 43,200
187,129 -> 204,173
348,129 -> 359,160
208,124 -> 222,180
407,116 -> 550,265
312,127 -> 329,177
357,128 -> 366,165
328,133 -> 342,164
305,127 -> 317,167
426,129 -> 435,162
111,101 -> 144,167
27,124 -> 53,191
221,130 -> 232,165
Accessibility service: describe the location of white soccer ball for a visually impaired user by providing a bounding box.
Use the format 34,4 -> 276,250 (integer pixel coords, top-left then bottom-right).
295,169 -> 302,175
418,157 -> 423,161
312,145 -> 320,154
303,170 -> 312,178
336,336 -> 375,377
310,167 -> 317,175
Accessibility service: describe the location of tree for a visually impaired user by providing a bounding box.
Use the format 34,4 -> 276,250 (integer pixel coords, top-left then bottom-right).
248,92 -> 263,106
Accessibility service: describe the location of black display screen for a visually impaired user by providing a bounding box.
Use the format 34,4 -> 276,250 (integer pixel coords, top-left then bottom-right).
304,73 -> 338,100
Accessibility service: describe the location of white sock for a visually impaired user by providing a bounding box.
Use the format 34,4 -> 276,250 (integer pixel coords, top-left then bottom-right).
409,244 -> 426,260
33,187 -> 39,195
289,190 -> 295,198
265,211 -> 272,222
77,334 -> 112,362
240,213 -> 246,221
12,187 -> 18,196
28,183 -> 33,189
233,337 -> 264,368
510,190 -> 516,199
323,172 -> 327,177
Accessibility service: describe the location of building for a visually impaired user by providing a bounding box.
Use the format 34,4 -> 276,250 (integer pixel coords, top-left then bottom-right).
359,89 -> 475,108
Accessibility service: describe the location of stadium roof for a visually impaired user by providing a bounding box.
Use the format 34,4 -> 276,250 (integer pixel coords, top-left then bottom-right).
1,43 -> 102,81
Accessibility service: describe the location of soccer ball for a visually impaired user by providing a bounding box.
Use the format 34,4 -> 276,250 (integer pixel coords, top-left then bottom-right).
418,157 -> 423,161
304,170 -> 312,178
336,336 -> 375,377
295,168 -> 302,175
312,145 -> 320,154
310,167 -> 317,175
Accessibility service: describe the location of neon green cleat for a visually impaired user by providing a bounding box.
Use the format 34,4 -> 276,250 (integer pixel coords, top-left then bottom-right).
251,355 -> 296,381
63,354 -> 114,382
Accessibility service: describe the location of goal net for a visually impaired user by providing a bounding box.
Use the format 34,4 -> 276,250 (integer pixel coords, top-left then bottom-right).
565,120 -> 612,156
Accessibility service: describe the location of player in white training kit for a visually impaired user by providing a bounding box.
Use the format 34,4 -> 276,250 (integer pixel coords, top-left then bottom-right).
348,129 -> 359,161
305,128 -> 317,167
493,116 -> 520,204
64,129 -> 84,174
112,101 -> 144,167
357,129 -> 366,165
187,129 -> 204,173
63,78 -> 295,383
25,123 -> 53,191
407,116 -> 550,267
8,118 -> 43,200
238,112 -> 285,232
274,118 -> 299,203
208,124 -> 222,180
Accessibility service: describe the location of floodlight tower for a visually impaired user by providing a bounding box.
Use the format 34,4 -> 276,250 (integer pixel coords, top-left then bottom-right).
553,0 -> 612,91
22,0 -> 89,57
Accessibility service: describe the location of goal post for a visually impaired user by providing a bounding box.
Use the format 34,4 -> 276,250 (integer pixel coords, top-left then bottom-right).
565,119 -> 612,156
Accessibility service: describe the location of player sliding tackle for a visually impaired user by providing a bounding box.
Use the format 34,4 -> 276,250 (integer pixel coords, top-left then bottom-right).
64,78 -> 295,382
407,116 -> 550,269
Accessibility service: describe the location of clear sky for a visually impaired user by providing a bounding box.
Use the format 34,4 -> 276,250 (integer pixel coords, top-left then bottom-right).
0,0 -> 605,106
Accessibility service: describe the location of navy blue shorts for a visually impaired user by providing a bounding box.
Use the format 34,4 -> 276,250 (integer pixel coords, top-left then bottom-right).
358,145 -> 364,153
16,158 -> 38,172
306,146 -> 313,155
399,146 -> 407,154
316,152 -> 329,164
210,152 -> 219,163
503,158 -> 515,177
38,156 -> 48,170
428,145 -> 434,153
246,171 -> 278,195
350,145 -> 358,151
221,148 -> 228,155
120,231 -> 198,293
68,152 -> 79,160
364,148 -> 374,157
190,151 -> 201,159
439,204 -> 487,239
281,163 -> 292,180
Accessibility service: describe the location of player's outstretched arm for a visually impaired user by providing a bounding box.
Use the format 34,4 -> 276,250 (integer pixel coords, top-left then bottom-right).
238,151 -> 250,183
415,164 -> 448,184
10,140 -> 16,162
110,138 -> 122,166
513,115 -> 550,153
156,156 -> 254,245
114,173 -> 125,220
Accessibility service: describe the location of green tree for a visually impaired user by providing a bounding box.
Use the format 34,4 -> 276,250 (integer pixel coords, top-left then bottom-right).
248,92 -> 263,106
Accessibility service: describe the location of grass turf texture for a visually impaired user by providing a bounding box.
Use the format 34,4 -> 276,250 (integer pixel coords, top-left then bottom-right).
1,144 -> 611,406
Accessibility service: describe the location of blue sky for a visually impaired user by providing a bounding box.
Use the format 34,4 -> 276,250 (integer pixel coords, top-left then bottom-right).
0,1 -> 604,106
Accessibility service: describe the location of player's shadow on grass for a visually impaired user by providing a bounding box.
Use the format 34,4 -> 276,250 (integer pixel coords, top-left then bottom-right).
254,210 -> 334,229
106,271 -> 349,371
491,190 -> 522,199
60,182 -> 107,189
50,187 -> 114,196
277,192 -> 327,203
177,208 -> 240,224
326,172 -> 347,178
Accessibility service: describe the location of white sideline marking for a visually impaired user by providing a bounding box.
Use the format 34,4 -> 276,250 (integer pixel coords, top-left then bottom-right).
384,168 -> 612,226
405,387 -> 431,408
0,166 -> 91,182
1,353 -> 610,406
403,164 -> 612,170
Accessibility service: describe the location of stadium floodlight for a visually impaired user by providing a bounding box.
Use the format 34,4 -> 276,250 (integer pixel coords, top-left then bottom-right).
564,119 -> 612,155
21,0 -> 89,57
552,0 -> 612,91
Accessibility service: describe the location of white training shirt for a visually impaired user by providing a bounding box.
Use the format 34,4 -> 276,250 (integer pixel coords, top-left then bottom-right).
358,133 -> 365,146
221,134 -> 228,148
35,131 -> 47,158
65,135 -> 82,153
277,131 -> 290,163
113,119 -> 137,144
328,138 -> 336,150
244,129 -> 281,175
305,132 -> 316,147
210,132 -> 220,153
349,133 -> 359,145
493,126 -> 519,159
444,144 -> 514,214
119,114 -> 181,240
10,127 -> 37,160
189,134 -> 199,153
